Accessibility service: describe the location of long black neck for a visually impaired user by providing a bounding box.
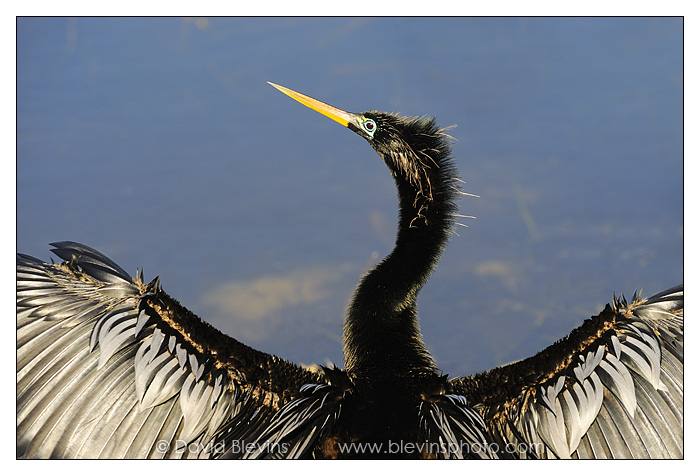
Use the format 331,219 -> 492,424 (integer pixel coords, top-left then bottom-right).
342,115 -> 458,383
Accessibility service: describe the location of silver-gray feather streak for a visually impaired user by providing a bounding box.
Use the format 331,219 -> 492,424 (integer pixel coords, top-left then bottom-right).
18,242 -> 243,458
419,394 -> 499,459
240,382 -> 345,459
498,285 -> 683,458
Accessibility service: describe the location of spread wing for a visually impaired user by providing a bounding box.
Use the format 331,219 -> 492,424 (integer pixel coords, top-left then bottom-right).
17,242 -> 328,459
452,286 -> 683,459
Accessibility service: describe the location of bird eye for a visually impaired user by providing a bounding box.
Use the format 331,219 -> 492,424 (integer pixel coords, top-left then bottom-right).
362,118 -> 376,137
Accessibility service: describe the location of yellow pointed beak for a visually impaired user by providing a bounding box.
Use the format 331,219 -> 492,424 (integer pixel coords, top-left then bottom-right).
268,82 -> 357,128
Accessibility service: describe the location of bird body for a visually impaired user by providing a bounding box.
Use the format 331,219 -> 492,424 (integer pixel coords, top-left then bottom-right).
16,83 -> 683,459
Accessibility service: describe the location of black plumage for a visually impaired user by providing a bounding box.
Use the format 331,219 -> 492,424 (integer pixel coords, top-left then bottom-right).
16,83 -> 683,459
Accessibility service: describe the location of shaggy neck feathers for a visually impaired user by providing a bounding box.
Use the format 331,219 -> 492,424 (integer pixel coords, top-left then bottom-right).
343,113 -> 459,381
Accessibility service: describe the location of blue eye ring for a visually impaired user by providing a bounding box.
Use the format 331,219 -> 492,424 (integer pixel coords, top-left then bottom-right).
362,118 -> 376,137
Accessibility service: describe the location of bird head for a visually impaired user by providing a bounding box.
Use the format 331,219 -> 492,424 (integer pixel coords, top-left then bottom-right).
267,82 -> 453,202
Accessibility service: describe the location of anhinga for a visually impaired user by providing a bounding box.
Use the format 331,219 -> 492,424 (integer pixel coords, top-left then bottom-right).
17,83 -> 683,459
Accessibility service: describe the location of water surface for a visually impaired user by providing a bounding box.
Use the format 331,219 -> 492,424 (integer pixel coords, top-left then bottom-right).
17,17 -> 682,376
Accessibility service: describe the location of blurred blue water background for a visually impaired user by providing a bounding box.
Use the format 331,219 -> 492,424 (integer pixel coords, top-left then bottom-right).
17,17 -> 682,376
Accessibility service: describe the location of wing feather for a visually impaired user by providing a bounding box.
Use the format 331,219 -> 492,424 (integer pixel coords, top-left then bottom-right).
17,243 -> 325,459
418,394 -> 498,459
454,286 -> 683,459
239,378 -> 348,459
